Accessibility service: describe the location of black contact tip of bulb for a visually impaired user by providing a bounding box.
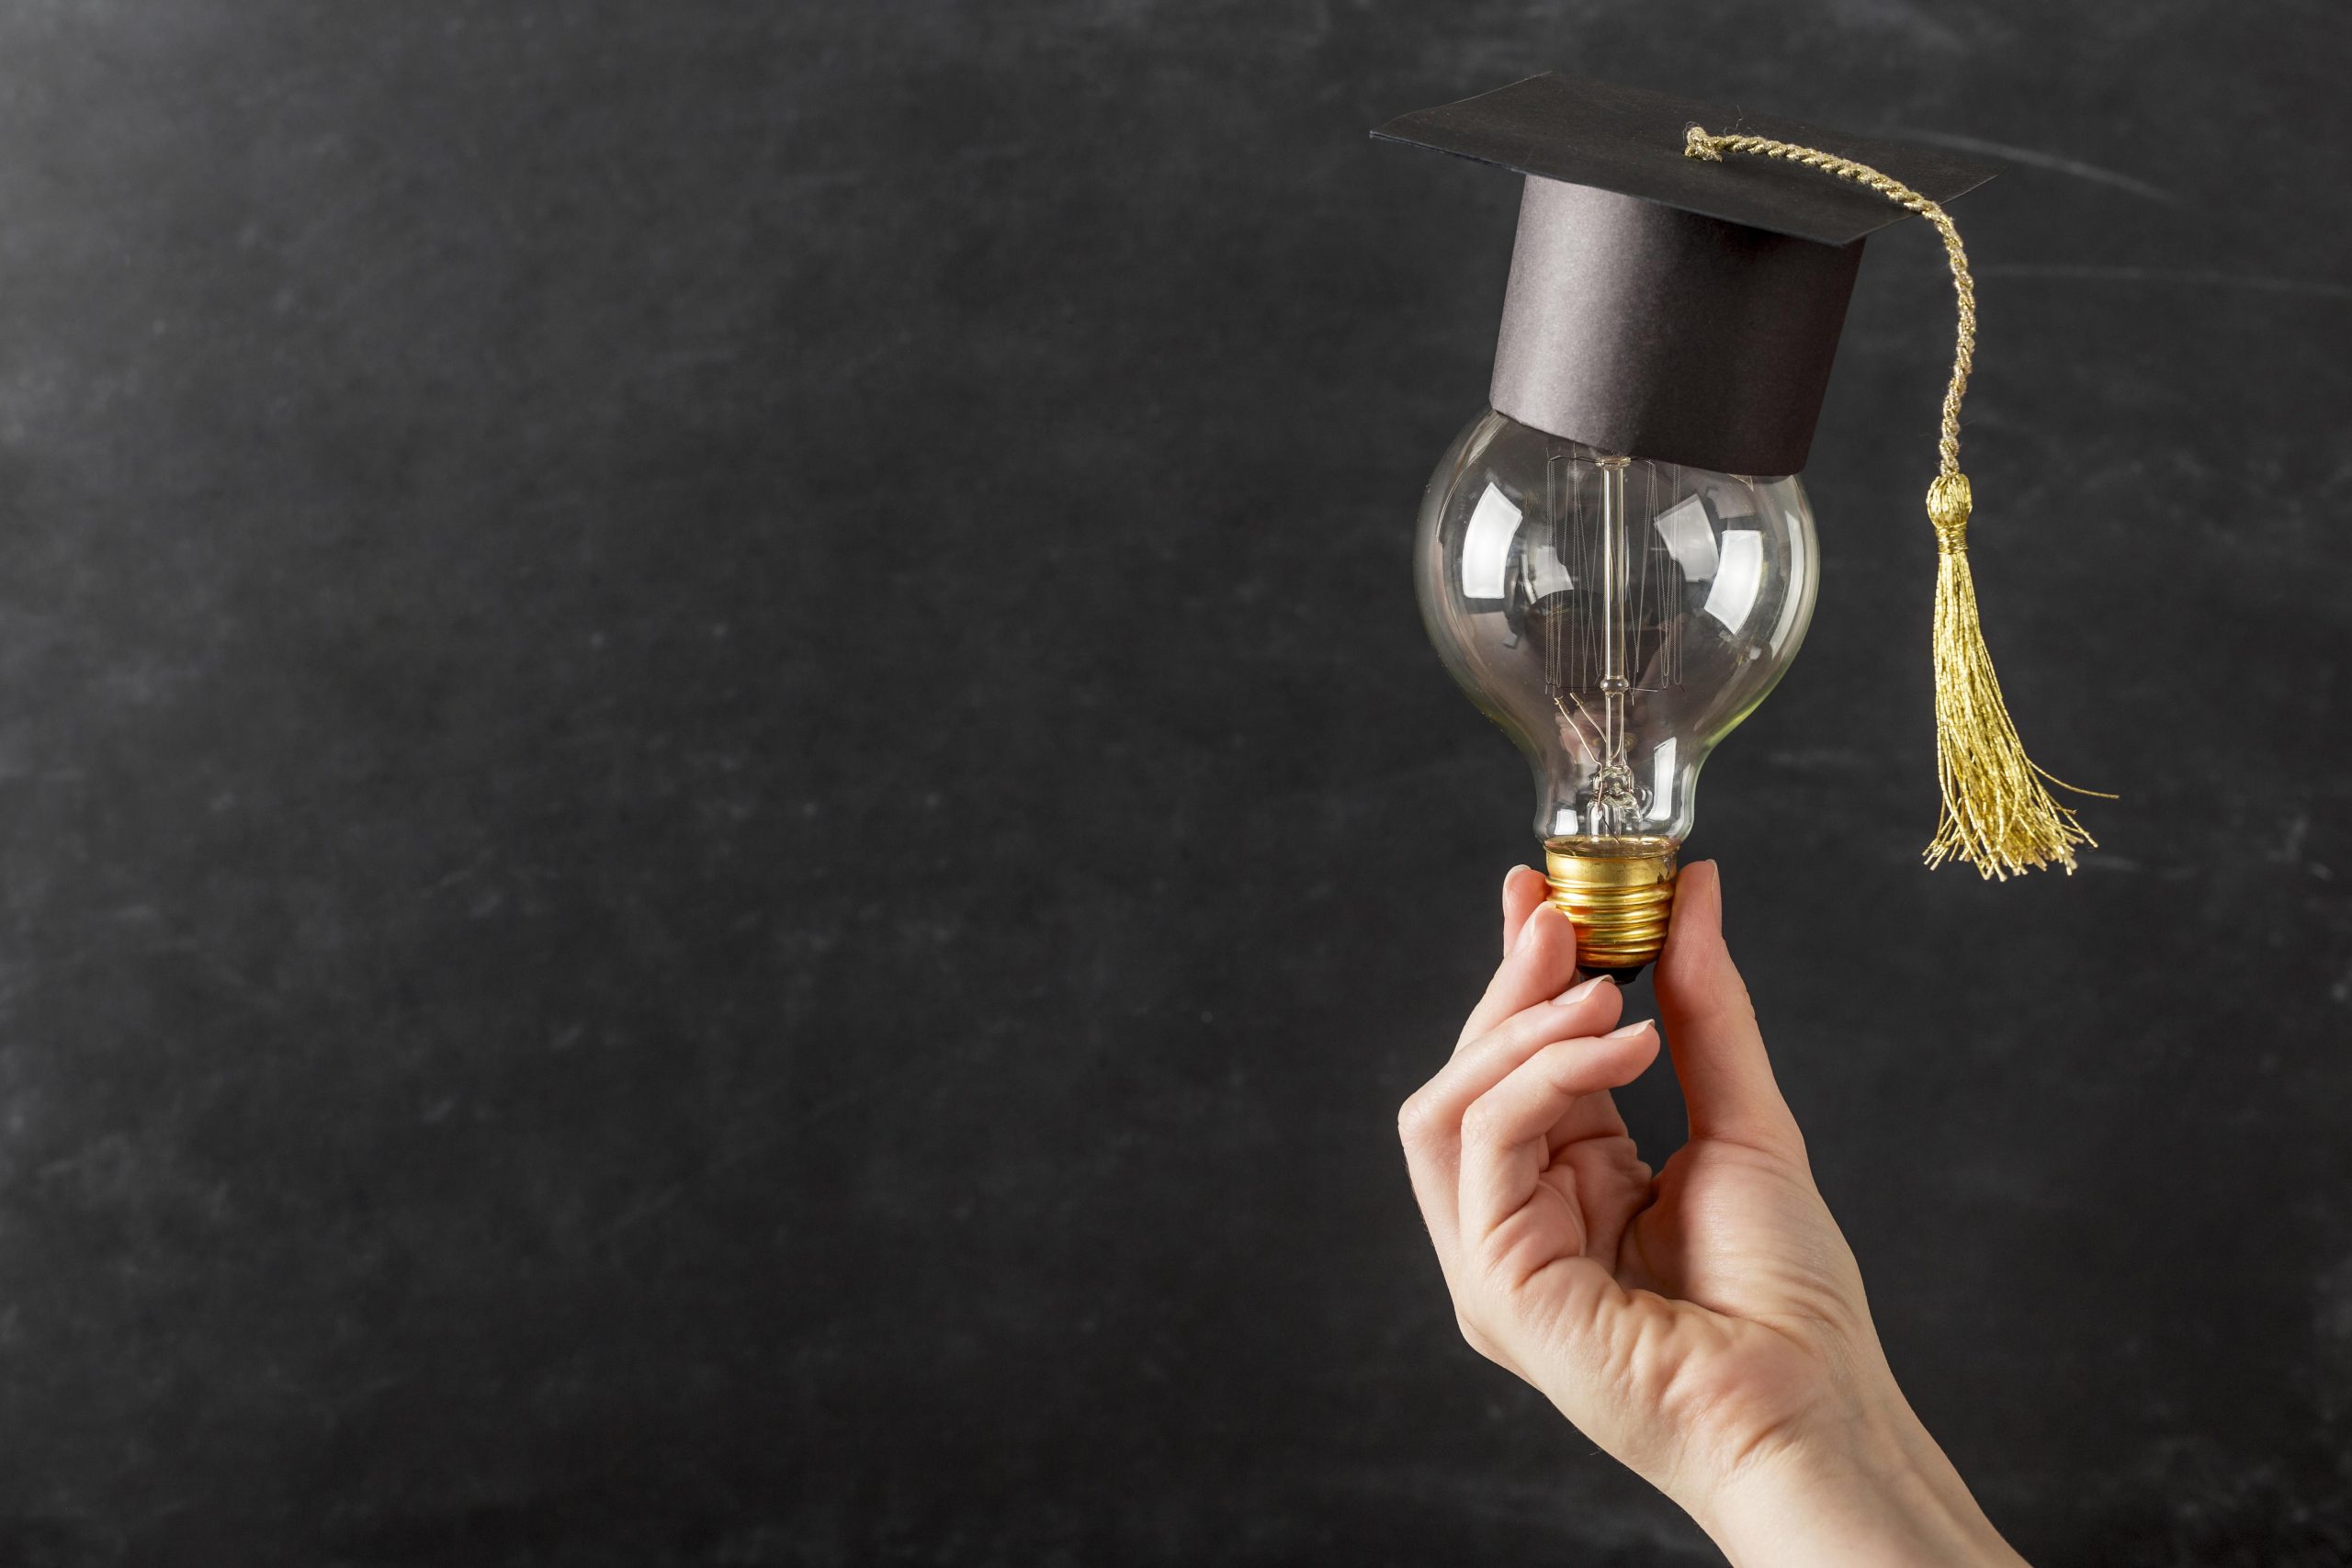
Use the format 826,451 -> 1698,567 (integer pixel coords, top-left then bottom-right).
1586,964 -> 1649,986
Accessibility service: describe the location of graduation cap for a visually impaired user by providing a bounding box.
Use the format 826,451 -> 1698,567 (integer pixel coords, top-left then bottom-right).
1375,73 -> 2103,883
1374,73 -> 2002,476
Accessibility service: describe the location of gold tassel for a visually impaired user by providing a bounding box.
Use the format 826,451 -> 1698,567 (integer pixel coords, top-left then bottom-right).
1684,126 -> 2104,877
1921,473 -> 2098,876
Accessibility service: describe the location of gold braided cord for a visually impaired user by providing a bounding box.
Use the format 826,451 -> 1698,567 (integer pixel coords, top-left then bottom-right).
1684,126 -> 2101,878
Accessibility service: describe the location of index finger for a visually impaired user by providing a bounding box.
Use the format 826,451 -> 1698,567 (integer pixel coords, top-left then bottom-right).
1458,897 -> 1581,1050
1500,864 -> 1548,957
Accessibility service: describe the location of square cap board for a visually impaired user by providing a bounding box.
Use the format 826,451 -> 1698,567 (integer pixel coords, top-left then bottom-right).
1373,73 -> 1999,245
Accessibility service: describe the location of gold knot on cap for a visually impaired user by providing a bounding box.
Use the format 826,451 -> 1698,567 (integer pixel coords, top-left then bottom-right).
1927,471 -> 1972,553
1683,125 -> 1723,161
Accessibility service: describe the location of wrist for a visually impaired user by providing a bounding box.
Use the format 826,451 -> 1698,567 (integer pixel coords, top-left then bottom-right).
1686,1399 -> 2025,1568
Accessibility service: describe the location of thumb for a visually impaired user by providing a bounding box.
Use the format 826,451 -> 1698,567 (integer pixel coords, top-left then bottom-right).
1653,862 -> 1804,1157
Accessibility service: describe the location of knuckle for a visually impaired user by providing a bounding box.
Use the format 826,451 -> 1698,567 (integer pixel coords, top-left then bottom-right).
1458,1096 -> 1507,1145
1467,1230 -> 1523,1288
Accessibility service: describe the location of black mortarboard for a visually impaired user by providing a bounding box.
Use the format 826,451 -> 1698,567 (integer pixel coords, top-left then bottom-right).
1374,73 -> 2003,475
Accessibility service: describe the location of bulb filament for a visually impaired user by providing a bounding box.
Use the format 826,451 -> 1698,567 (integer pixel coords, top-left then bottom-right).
1596,455 -> 1633,830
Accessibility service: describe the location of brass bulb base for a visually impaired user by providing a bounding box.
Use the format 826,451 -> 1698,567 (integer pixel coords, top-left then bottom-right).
1543,836 -> 1680,978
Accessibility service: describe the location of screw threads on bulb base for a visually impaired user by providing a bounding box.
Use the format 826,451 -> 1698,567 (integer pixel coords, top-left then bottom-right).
1543,836 -> 1680,977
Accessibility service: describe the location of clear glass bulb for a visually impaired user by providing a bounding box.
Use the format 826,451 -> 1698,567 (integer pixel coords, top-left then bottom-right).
1416,409 -> 1820,972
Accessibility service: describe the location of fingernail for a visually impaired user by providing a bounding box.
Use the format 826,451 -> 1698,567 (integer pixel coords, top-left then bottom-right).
1606,1020 -> 1653,1039
1511,903 -> 1549,956
1552,976 -> 1612,1006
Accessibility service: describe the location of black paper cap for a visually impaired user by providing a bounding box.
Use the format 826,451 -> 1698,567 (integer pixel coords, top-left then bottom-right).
1374,74 -> 2002,475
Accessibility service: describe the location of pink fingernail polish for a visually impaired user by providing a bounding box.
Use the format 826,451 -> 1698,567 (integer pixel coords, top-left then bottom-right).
1606,1020 -> 1653,1039
1552,976 -> 1612,1006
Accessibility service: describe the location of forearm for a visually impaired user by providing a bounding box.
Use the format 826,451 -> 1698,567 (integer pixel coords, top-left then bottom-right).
1690,1404 -> 2028,1568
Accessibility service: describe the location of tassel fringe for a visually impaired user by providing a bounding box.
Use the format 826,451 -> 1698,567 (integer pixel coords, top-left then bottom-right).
1922,474 -> 2101,879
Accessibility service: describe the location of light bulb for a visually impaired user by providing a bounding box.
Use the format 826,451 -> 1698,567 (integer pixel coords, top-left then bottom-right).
1417,409 -> 1819,976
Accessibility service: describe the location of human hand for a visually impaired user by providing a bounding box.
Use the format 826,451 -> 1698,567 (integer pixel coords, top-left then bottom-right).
1398,862 -> 2026,1566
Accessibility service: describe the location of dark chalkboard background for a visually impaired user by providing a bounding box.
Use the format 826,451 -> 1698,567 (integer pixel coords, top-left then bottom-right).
1,2 -> 2346,1563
